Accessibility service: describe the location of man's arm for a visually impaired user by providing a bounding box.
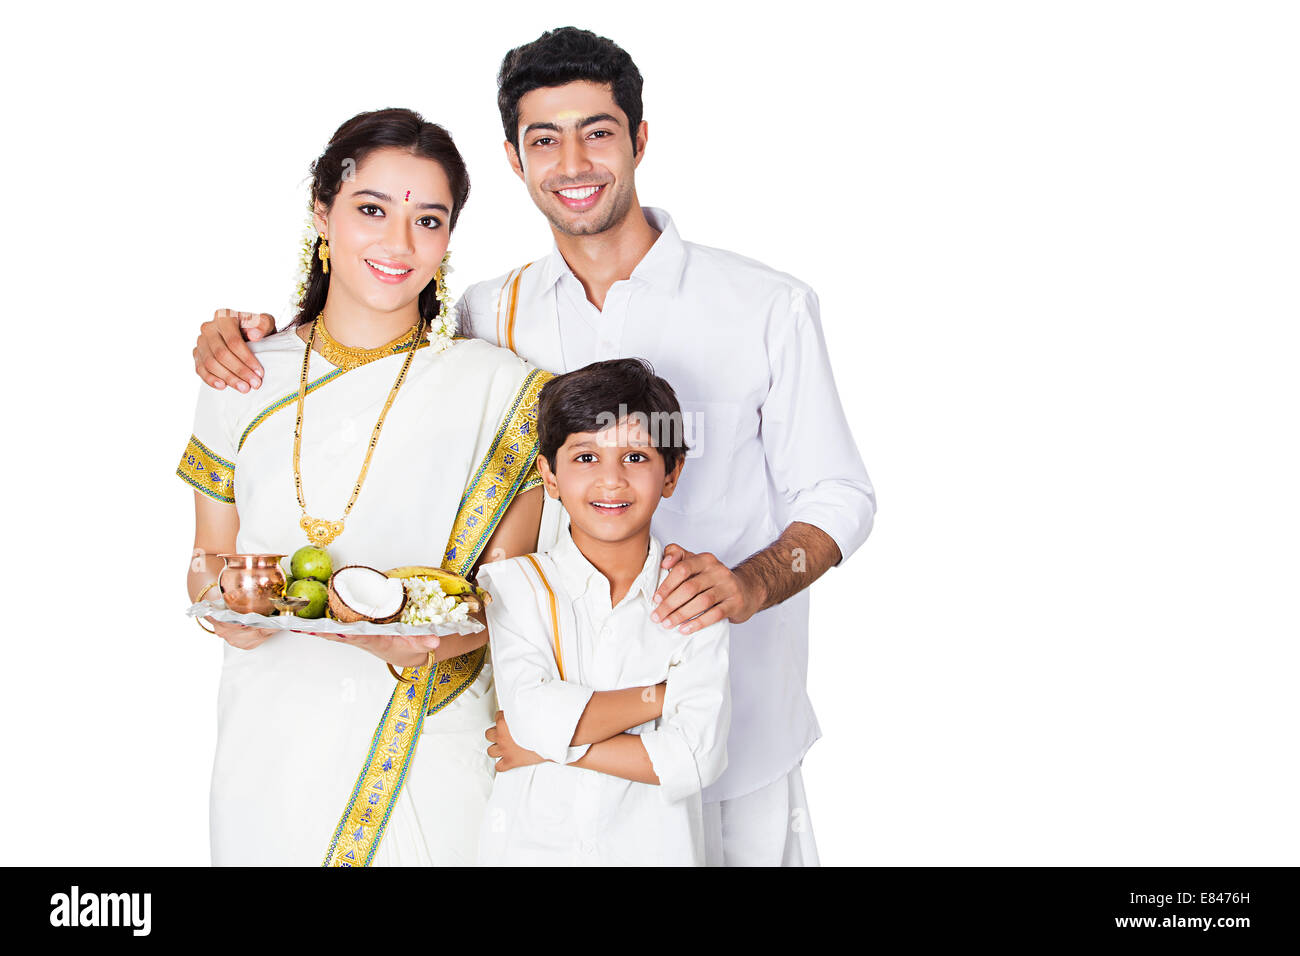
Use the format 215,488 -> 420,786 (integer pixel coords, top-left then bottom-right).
653,284 -> 875,634
194,309 -> 276,392
652,521 -> 841,634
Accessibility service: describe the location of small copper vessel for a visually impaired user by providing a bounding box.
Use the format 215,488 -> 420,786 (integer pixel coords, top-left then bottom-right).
218,553 -> 287,615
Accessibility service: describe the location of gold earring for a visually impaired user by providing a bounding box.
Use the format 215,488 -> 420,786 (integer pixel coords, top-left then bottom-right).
318,237 -> 330,274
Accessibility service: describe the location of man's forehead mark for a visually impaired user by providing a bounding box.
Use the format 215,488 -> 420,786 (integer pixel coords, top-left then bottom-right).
404,190 -> 410,202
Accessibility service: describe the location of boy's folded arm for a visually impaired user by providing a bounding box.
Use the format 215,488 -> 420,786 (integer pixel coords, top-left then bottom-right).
570,683 -> 668,746
567,733 -> 660,785
480,564 -> 594,764
636,618 -> 732,803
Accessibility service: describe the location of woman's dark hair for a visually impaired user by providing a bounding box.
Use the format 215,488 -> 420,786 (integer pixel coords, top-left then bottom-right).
497,26 -> 644,156
537,358 -> 689,475
293,108 -> 470,329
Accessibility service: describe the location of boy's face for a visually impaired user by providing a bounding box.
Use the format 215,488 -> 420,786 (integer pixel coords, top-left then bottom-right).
537,414 -> 684,548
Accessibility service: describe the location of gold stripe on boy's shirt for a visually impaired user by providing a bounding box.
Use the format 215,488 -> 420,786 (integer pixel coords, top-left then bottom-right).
523,554 -> 565,680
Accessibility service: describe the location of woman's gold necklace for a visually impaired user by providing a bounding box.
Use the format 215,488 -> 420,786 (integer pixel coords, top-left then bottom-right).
315,318 -> 424,372
293,315 -> 423,547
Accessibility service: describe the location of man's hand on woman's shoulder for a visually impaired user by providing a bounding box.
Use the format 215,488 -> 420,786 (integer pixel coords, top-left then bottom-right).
195,308 -> 277,392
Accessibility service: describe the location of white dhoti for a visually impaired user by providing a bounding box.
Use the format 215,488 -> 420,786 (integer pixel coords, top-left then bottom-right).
703,764 -> 820,867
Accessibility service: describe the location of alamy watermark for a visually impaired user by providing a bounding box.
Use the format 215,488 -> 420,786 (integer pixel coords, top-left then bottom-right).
49,886 -> 151,936
592,404 -> 702,457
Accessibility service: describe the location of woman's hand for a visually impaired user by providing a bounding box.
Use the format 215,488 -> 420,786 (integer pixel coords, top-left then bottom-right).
210,619 -> 275,650
312,632 -> 440,669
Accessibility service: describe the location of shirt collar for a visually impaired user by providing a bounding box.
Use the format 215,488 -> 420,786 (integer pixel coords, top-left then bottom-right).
536,207 -> 687,295
550,527 -> 666,608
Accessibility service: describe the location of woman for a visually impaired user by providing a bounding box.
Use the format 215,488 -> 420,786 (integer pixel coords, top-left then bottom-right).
180,109 -> 547,866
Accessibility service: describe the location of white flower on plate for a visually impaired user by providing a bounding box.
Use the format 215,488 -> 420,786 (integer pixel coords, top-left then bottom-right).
399,576 -> 471,626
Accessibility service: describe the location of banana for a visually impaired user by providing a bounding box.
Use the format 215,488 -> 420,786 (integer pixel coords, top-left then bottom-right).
386,565 -> 475,595
385,565 -> 492,610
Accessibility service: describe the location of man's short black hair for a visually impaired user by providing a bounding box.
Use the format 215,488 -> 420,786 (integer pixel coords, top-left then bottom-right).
537,358 -> 689,476
497,26 -> 644,156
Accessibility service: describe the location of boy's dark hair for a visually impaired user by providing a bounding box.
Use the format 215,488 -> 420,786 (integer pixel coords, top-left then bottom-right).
497,26 -> 644,157
537,358 -> 689,475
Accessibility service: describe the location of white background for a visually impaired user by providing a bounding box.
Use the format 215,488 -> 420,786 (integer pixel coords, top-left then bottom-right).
0,1 -> 1295,865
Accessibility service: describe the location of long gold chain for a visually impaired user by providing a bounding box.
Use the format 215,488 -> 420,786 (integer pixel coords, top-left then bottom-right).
293,315 -> 423,547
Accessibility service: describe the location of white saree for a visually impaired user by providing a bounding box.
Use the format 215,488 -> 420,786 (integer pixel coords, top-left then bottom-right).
178,328 -> 549,866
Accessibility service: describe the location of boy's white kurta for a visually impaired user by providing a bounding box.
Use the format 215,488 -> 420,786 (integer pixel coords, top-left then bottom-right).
180,330 -> 541,866
475,531 -> 730,866
457,208 -> 874,864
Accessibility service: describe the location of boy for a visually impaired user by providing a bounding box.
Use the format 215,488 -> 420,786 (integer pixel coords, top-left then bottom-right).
475,358 -> 730,866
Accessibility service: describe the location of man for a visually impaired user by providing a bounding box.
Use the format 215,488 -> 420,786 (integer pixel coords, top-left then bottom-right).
193,26 -> 875,866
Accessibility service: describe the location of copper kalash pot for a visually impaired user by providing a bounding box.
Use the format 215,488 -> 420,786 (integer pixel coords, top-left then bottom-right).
217,553 -> 287,615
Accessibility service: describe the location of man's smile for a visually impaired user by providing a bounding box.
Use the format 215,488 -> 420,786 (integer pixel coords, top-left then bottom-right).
554,183 -> 607,210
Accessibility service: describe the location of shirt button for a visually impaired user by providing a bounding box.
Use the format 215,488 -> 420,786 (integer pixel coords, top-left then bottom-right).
581,841 -> 596,855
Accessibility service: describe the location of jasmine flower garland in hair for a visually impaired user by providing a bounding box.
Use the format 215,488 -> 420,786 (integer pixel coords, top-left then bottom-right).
292,203 -> 317,311
430,251 -> 455,341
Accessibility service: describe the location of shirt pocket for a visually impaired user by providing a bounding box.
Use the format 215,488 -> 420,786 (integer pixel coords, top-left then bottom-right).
658,399 -> 741,517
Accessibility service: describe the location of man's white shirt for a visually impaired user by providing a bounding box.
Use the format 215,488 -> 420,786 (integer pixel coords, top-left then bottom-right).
456,207 -> 875,802
475,532 -> 730,866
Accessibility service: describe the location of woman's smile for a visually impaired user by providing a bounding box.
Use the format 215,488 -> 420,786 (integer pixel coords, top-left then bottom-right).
364,257 -> 415,283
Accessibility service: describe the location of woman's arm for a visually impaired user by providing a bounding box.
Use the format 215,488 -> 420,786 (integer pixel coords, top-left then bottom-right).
189,491 -> 275,650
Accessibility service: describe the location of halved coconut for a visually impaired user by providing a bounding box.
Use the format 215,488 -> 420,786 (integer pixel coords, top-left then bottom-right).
328,565 -> 408,624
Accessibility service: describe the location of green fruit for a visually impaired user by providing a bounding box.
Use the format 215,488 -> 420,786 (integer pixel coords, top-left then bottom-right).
290,546 -> 332,583
286,579 -> 329,619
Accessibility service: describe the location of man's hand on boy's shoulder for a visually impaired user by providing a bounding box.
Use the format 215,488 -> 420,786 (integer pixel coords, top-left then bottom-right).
195,308 -> 276,392
485,710 -> 545,773
652,545 -> 765,635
